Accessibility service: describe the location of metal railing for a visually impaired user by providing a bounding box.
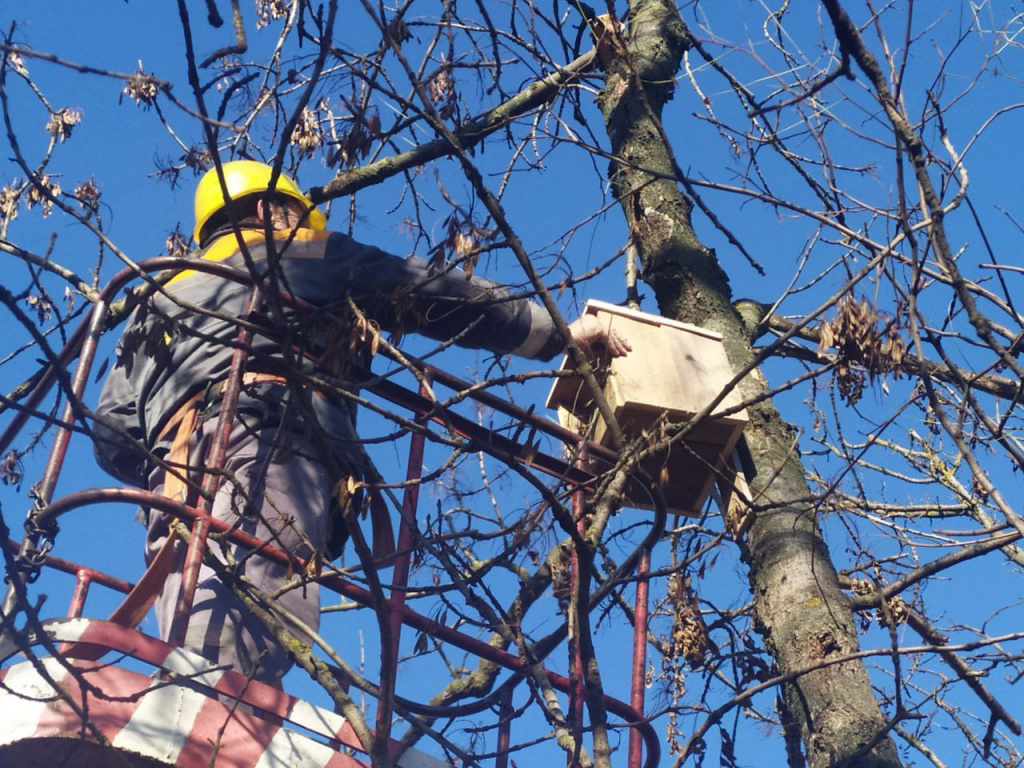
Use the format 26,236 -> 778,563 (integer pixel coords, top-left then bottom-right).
0,256 -> 665,768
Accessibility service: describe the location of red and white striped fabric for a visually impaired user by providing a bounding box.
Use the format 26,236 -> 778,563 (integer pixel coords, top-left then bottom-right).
0,618 -> 451,768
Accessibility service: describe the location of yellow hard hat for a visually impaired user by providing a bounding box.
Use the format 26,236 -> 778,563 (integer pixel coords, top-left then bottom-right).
192,159 -> 327,243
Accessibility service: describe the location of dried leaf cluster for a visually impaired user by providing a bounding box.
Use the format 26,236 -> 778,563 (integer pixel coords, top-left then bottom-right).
0,451 -> 23,489
0,184 -> 19,223
817,295 -> 906,405
290,106 -> 323,159
428,60 -> 458,120
667,574 -> 708,669
851,578 -> 910,628
122,69 -> 159,107
7,51 -> 28,77
25,175 -> 61,217
386,16 -> 412,44
72,179 -> 100,213
660,574 -> 709,754
181,146 -> 213,175
880,595 -> 910,627
317,312 -> 381,379
327,112 -> 381,169
427,212 -> 491,276
165,229 -> 190,258
256,0 -> 289,28
45,108 -> 82,143
25,294 -> 54,324
549,549 -> 573,615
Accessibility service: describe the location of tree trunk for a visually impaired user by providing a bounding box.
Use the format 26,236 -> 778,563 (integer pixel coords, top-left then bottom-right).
595,2 -> 903,766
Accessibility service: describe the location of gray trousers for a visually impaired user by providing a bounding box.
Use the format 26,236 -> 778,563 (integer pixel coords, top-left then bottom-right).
146,384 -> 337,685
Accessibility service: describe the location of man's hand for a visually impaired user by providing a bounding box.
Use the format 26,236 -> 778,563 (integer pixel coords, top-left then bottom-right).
567,314 -> 632,358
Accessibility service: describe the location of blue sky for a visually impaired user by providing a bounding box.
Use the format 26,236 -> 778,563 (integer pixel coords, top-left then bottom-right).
4,2 -> 1024,766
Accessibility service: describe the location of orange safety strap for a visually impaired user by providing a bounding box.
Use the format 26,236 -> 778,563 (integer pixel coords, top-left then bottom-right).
155,371 -> 396,559
157,371 -> 289,503
161,394 -> 203,502
86,388 -> 211,645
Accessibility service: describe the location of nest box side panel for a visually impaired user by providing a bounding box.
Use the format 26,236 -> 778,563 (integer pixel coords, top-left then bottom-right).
592,310 -> 747,446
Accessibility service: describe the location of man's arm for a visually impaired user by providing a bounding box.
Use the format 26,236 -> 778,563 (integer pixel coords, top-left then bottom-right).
307,233 -> 629,361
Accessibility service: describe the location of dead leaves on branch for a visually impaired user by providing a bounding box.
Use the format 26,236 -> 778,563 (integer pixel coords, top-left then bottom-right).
662,573 -> 709,755
45,108 -> 82,143
25,174 -> 62,218
181,146 -> 213,174
154,147 -> 212,191
0,184 -> 19,224
256,0 -> 289,29
25,294 -> 54,324
295,98 -> 383,169
122,67 -> 160,108
666,574 -> 708,670
317,310 -> 380,379
6,51 -> 28,77
428,58 -> 458,121
349,312 -> 381,359
549,551 -> 572,615
326,109 -> 381,169
817,295 -> 906,405
850,578 -> 910,629
291,106 -> 323,159
3,175 -> 99,227
386,16 -> 412,45
427,210 -> 493,277
589,14 -> 628,71
0,450 -> 24,489
165,228 -> 190,258
72,179 -> 101,213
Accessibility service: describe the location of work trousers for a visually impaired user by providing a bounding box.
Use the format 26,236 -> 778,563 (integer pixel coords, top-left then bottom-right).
145,384 -> 336,685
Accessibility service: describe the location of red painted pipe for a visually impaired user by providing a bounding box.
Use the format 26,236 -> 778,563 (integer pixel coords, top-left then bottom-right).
377,377 -> 430,740
629,549 -> 651,768
37,486 -> 661,767
496,685 -> 513,768
569,469 -> 587,761
4,539 -> 133,595
0,301 -> 110,619
67,570 -> 93,619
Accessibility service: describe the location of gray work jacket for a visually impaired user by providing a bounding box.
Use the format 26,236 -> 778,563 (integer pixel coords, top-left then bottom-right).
93,225 -> 563,486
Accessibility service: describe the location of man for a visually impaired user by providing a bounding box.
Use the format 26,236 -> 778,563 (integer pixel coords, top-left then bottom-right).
93,160 -> 628,684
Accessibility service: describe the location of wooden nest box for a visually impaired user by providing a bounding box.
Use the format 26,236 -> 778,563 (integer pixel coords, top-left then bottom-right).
546,300 -> 748,517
